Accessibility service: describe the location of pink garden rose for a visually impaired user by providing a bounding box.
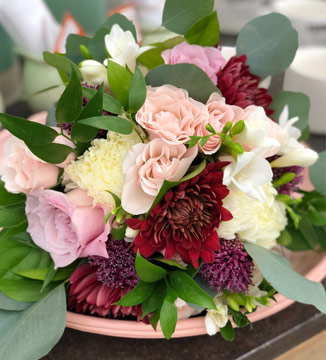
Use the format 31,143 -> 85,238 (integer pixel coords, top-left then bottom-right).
136,85 -> 209,145
162,42 -> 226,85
26,187 -> 111,268
197,93 -> 245,154
121,138 -> 198,214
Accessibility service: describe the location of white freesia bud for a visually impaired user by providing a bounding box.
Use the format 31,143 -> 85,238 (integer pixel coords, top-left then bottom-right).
270,148 -> 318,168
79,60 -> 108,87
125,226 -> 139,240
104,24 -> 153,71
204,295 -> 228,336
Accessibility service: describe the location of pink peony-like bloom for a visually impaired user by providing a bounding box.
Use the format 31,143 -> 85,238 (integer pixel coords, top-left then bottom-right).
26,188 -> 111,268
136,85 -> 209,145
162,42 -> 226,85
122,138 -> 198,215
197,93 -> 245,154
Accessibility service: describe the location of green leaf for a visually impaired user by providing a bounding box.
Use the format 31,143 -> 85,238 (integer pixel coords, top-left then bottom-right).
0,292 -> 31,311
0,284 -> 66,360
82,87 -> 122,114
107,60 -> 133,110
230,120 -> 245,137
0,113 -> 58,146
43,51 -> 82,79
46,106 -> 57,127
236,13 -> 298,78
0,279 -> 58,302
0,181 -> 25,206
137,36 -> 184,71
283,224 -> 312,251
277,229 -> 292,247
14,265 -> 76,283
141,280 -> 167,318
26,143 -> 75,164
135,252 -> 167,282
129,67 -> 147,114
55,66 -> 82,124
78,116 -> 132,134
273,172 -> 296,188
229,309 -> 252,329
0,207 -> 27,228
0,224 -> 28,245
308,206 -> 326,227
153,257 -> 187,270
149,307 -> 161,330
297,213 -> 319,249
160,300 -> 178,339
111,225 -> 127,241
65,34 -> 91,64
185,11 -> 219,46
145,64 -> 218,103
309,151 -> 326,196
220,320 -> 234,341
115,281 -> 155,306
71,83 -> 104,142
244,242 -> 326,313
162,0 -> 214,35
270,91 -> 310,141
169,271 -> 216,310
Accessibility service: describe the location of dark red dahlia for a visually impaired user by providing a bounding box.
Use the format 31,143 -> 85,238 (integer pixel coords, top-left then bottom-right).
68,238 -> 143,320
217,55 -> 274,117
199,238 -> 254,293
127,162 -> 233,268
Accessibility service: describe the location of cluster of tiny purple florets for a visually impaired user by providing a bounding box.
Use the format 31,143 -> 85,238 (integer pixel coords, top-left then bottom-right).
268,155 -> 304,195
88,237 -> 139,289
199,238 -> 254,293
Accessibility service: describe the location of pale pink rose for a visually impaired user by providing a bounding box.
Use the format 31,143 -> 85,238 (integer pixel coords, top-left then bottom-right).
2,137 -> 60,194
162,42 -> 226,85
26,187 -> 110,268
175,298 -> 200,320
196,93 -> 245,154
136,85 -> 209,145
122,138 -> 198,214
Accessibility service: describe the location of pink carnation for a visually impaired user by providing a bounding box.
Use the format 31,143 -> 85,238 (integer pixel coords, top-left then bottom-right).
197,93 -> 245,155
122,138 -> 198,215
162,42 -> 226,85
26,188 -> 110,268
136,85 -> 209,145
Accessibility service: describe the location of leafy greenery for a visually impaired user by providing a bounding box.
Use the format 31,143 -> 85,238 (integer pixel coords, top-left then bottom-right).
309,151 -> 326,195
81,87 -> 122,115
220,320 -> 234,341
135,252 -> 167,282
78,115 -> 132,134
128,67 -> 147,114
236,13 -> 298,78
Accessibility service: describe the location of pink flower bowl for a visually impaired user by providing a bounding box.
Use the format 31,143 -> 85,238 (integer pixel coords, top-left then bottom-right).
1,112 -> 325,339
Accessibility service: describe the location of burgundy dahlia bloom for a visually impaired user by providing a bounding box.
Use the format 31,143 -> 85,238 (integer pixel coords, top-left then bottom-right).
68,238 -> 142,320
199,238 -> 254,293
127,162 -> 233,268
217,55 -> 274,117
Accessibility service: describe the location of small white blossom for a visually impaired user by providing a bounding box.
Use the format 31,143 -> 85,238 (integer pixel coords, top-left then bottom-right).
271,148 -> 318,168
205,295 -> 228,336
104,24 -> 153,71
79,60 -> 108,87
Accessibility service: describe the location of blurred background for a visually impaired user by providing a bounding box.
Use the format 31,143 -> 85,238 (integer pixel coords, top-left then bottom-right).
0,0 -> 325,133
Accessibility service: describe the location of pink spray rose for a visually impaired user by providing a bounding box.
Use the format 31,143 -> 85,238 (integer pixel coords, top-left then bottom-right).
197,93 -> 245,154
162,42 -> 226,85
122,138 -> 198,215
136,85 -> 209,145
26,188 -> 111,268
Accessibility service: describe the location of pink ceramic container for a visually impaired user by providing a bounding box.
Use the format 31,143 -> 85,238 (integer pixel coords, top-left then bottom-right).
1,112 -> 325,338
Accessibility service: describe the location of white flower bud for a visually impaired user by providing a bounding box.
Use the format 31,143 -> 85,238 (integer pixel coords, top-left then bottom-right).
125,226 -> 139,240
271,148 -> 318,168
79,60 -> 108,87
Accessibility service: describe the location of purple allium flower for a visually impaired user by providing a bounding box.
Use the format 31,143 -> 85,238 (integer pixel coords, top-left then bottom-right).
89,236 -> 139,289
199,238 -> 254,293
60,83 -> 113,138
268,155 -> 304,195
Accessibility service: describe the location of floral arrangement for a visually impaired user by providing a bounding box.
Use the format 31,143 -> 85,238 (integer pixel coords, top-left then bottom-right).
0,0 -> 325,358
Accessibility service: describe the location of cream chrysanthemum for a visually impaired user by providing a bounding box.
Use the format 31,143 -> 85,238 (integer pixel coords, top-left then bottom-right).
65,131 -> 142,208
217,183 -> 287,249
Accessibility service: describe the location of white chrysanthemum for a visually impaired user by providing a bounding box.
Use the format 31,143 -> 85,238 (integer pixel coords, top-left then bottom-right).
217,183 -> 287,249
65,131 -> 141,208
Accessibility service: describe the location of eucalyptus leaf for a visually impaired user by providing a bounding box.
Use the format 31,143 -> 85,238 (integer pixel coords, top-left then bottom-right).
115,281 -> 155,306
0,292 -> 31,311
82,87 -> 122,114
244,242 -> 326,313
55,66 -> 82,124
145,64 -> 218,103
78,116 -> 132,134
169,271 -> 216,310
135,252 -> 167,282
129,67 -> 147,114
309,151 -> 326,196
0,284 -> 66,360
236,13 -> 298,78
271,91 -> 310,141
0,113 -> 58,146
185,11 -> 220,46
162,0 -> 214,35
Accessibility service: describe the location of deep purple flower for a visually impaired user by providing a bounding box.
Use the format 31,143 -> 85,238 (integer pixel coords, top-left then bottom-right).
199,238 -> 254,293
